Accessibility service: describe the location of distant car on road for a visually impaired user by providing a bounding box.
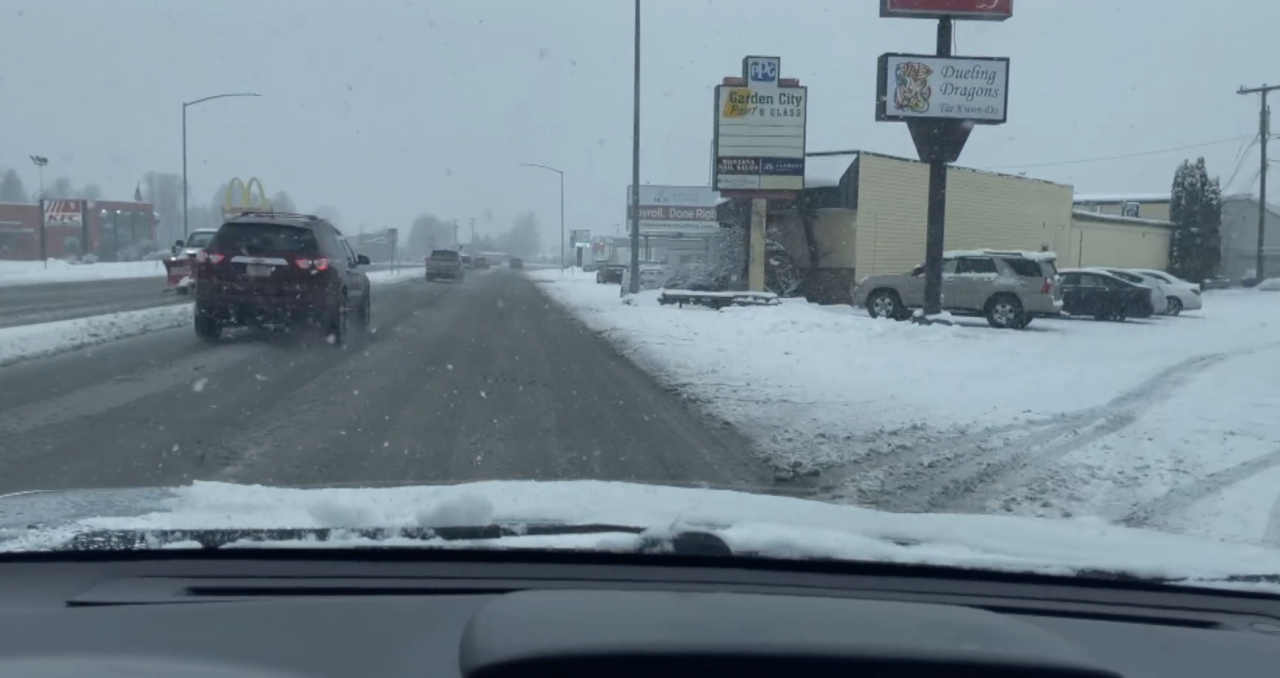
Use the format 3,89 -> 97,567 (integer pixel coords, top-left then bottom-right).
193,212 -> 372,344
474,256 -> 490,269
509,257 -> 524,269
166,229 -> 218,294
425,249 -> 465,282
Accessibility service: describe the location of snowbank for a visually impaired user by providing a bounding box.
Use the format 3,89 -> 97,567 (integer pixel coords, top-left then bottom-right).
528,270 -> 1280,544
0,270 -> 422,366
8,479 -> 1280,590
0,259 -> 166,287
0,304 -> 193,366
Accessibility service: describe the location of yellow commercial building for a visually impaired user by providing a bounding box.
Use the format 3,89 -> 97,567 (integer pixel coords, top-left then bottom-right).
728,151 -> 1172,301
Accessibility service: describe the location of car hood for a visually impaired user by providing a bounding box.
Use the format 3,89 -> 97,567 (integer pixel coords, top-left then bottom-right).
2,480 -> 1280,590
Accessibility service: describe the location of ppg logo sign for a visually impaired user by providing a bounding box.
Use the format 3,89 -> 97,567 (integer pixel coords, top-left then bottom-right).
744,56 -> 781,87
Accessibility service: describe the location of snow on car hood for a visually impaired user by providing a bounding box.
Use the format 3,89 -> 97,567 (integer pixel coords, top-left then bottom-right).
3,480 -> 1280,588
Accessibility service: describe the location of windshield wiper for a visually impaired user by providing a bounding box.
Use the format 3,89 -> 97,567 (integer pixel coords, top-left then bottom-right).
51,525 -> 735,556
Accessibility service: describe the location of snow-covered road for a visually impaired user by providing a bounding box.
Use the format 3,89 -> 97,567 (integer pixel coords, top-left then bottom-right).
529,270 -> 1280,546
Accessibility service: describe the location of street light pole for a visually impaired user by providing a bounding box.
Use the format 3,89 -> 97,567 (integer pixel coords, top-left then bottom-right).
628,0 -> 642,294
182,92 -> 261,238
517,163 -> 565,274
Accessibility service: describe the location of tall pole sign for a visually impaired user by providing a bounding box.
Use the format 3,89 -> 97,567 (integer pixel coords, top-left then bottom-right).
713,56 -> 807,292
877,0 -> 1012,320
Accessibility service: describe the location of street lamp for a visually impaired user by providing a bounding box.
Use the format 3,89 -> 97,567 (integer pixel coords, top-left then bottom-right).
182,92 -> 261,237
517,163 -> 565,273
28,155 -> 48,199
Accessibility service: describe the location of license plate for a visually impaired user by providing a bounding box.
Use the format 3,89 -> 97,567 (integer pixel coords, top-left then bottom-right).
246,264 -> 273,277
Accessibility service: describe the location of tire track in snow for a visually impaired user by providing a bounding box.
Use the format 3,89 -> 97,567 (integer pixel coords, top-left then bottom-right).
1119,448 -> 1280,530
812,351 -> 1233,513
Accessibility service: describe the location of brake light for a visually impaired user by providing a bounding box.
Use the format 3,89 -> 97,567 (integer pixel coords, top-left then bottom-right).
1041,278 -> 1053,294
295,257 -> 330,271
197,251 -> 224,264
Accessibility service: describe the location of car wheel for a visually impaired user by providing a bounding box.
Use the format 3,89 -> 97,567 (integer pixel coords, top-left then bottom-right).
866,290 -> 906,320
360,293 -> 372,327
194,313 -> 221,342
985,294 -> 1025,329
327,295 -> 348,346
1166,297 -> 1182,316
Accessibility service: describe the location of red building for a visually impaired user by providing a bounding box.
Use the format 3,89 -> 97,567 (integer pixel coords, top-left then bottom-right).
0,198 -> 156,261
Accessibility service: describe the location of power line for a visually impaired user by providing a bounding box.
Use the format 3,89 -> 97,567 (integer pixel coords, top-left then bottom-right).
980,135 -> 1256,171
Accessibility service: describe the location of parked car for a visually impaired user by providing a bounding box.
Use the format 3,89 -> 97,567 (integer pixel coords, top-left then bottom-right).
1083,268 -> 1163,317
193,212 -> 371,344
619,263 -> 671,296
596,263 -> 627,284
1057,269 -> 1152,322
509,257 -> 524,269
460,255 -> 473,269
852,250 -> 1061,329
474,256 -> 490,269
425,249 -> 464,282
1128,269 -> 1202,315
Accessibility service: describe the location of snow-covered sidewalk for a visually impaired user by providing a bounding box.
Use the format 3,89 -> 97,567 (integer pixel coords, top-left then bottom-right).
0,270 -> 423,366
528,269 -> 1280,545
0,259 -> 167,287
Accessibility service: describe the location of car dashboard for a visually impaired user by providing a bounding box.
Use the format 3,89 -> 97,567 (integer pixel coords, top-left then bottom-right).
0,550 -> 1278,678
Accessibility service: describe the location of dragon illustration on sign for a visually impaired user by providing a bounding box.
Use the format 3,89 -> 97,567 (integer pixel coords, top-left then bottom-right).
893,61 -> 933,114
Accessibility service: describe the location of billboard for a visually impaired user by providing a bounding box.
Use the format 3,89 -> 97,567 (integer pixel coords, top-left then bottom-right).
570,229 -> 591,247
713,56 -> 807,193
880,0 -> 1013,21
876,54 -> 1010,124
625,185 -> 719,235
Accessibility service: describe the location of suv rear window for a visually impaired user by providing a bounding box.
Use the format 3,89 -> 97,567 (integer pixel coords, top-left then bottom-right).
430,249 -> 460,260
1001,258 -> 1045,278
214,223 -> 318,254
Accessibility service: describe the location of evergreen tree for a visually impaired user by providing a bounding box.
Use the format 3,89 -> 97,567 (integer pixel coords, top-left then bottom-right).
1168,157 -> 1222,282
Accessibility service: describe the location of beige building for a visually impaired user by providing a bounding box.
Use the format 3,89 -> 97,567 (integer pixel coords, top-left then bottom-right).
727,151 -> 1171,301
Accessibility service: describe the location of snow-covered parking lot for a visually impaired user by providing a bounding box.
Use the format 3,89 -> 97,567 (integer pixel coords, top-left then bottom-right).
529,269 -> 1280,546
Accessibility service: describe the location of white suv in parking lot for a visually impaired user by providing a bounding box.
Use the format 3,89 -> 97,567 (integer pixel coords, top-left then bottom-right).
852,250 -> 1062,329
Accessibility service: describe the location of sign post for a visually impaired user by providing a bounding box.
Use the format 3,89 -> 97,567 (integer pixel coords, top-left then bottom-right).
877,0 -> 1012,321
713,56 -> 807,292
387,227 -> 399,273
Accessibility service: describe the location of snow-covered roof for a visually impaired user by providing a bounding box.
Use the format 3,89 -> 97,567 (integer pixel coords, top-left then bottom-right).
1073,192 -> 1169,203
944,249 -> 1058,261
805,154 -> 856,188
1071,209 -> 1173,228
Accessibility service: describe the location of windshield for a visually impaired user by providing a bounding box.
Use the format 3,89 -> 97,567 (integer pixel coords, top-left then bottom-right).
1,1 -> 1278,591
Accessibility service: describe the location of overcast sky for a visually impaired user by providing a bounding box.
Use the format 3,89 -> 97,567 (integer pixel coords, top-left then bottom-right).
3,0 -> 1278,241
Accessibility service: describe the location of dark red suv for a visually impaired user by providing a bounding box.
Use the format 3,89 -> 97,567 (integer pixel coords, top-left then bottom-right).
192,212 -> 372,344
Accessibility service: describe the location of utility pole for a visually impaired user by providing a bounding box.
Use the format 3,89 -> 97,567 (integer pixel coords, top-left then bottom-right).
628,0 -> 642,294
470,217 -> 476,246
1239,84 -> 1278,280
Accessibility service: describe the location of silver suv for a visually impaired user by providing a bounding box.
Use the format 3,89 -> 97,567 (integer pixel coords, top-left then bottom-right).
852,250 -> 1062,329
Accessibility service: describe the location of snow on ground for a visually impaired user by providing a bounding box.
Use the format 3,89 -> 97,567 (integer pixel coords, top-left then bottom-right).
0,270 -> 422,366
0,304 -> 194,366
0,259 -> 167,286
8,479 -> 1280,590
528,270 -> 1280,546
